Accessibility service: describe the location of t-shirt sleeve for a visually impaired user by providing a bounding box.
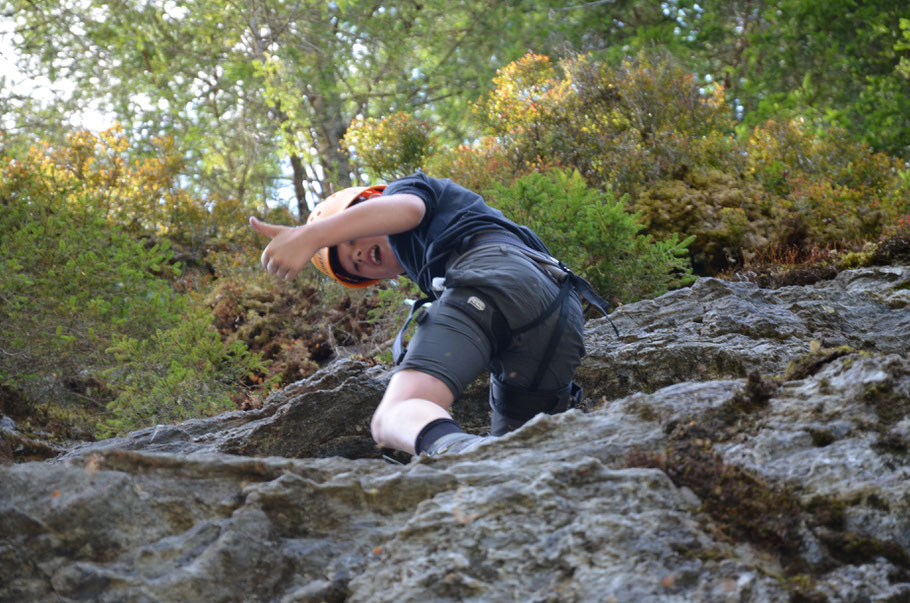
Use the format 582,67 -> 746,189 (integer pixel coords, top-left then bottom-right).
383,173 -> 439,231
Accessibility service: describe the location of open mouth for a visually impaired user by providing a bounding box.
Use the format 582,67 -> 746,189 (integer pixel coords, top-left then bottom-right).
370,245 -> 381,266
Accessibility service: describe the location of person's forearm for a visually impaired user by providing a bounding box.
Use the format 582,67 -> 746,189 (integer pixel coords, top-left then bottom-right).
308,193 -> 425,248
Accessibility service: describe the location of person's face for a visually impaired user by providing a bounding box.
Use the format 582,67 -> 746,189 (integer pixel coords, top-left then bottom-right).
335,235 -> 404,281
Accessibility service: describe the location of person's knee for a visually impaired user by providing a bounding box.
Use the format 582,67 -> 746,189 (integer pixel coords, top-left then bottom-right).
370,397 -> 402,445
370,369 -> 456,447
370,404 -> 389,445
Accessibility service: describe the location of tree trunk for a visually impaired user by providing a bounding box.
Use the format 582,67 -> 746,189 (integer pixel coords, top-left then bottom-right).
289,153 -> 308,220
310,91 -> 354,197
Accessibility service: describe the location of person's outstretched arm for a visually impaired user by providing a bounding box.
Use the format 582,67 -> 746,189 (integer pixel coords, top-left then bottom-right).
249,193 -> 425,280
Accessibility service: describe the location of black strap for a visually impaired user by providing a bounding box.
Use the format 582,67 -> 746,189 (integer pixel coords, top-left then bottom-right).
530,278 -> 573,389
566,273 -> 620,336
511,273 -> 571,335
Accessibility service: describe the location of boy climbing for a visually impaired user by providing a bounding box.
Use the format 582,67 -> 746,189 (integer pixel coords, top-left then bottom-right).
250,172 -> 613,457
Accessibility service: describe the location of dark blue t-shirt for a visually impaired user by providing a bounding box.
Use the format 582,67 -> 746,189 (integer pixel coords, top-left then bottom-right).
384,172 -> 549,296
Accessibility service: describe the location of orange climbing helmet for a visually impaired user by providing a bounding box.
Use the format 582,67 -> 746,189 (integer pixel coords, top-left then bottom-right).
307,184 -> 387,288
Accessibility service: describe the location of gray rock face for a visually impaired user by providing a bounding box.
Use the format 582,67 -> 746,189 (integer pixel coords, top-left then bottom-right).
579,265 -> 910,401
2,266 -> 910,601
57,359 -> 493,464
58,358 -> 392,461
718,354 -> 910,550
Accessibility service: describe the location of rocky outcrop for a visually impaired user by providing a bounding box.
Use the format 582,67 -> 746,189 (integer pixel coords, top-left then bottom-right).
579,265 -> 910,400
2,266 -> 909,601
53,358 -> 492,464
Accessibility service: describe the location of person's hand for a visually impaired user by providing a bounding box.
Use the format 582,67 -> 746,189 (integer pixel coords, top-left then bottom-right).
249,217 -> 318,280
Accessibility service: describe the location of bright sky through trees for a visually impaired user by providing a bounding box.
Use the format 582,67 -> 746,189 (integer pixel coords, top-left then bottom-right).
1,18 -> 112,131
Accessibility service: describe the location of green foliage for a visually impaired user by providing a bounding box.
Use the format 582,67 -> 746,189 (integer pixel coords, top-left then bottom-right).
635,117 -> 905,274
424,137 -> 518,195
203,250 -> 413,381
899,18 -> 910,79
1,143 -> 180,408
462,51 -> 739,200
486,169 -> 695,305
853,74 -> 910,157
342,113 -> 433,181
5,0 -> 908,226
746,119 -> 900,194
5,127 -> 276,260
366,278 -> 423,328
100,306 -> 272,437
0,132 -> 270,439
746,118 -> 907,246
738,0 -> 910,158
633,169 -> 779,274
4,0 -> 617,213
422,50 -> 745,208
425,51 -> 757,275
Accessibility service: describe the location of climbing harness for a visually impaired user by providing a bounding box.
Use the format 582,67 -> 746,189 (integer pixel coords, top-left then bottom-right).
392,230 -> 620,422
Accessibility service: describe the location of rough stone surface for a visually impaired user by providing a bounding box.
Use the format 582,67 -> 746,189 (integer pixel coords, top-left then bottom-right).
717,354 -> 910,550
578,265 -> 910,401
2,265 -> 910,602
57,359 -> 493,464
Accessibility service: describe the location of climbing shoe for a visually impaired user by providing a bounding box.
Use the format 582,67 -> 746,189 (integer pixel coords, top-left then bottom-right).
426,432 -> 497,457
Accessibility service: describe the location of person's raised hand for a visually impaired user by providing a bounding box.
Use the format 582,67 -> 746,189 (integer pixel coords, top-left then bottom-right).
249,216 -> 318,280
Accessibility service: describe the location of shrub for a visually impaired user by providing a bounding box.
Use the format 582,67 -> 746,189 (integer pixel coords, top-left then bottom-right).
342,112 -> 433,181
424,136 -> 518,194
485,169 -> 695,305
633,168 -> 781,274
469,51 -> 740,200
32,126 -> 277,263
100,306 -> 272,436
0,131 -> 270,439
746,118 -> 900,195
746,118 -> 907,247
1,152 -> 181,414
632,117 -> 906,274
204,249 -> 416,378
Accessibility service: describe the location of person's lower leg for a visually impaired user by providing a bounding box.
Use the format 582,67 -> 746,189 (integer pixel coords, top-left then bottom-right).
371,397 -> 454,454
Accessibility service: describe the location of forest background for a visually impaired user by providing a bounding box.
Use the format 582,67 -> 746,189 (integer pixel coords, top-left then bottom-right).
1,0 -> 908,444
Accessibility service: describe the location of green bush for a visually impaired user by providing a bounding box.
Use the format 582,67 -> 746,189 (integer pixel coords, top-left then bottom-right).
746,118 -> 908,247
485,169 -> 695,306
100,306 -> 272,437
633,169 -> 782,274
203,248 -> 416,378
468,50 -> 740,200
0,134 -> 270,439
424,136 -> 518,196
1,167 -> 182,414
343,112 -> 433,182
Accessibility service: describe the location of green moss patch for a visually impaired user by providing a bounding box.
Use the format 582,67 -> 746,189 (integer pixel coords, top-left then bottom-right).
783,346 -> 857,381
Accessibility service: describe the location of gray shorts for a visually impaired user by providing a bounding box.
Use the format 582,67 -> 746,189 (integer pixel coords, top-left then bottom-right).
396,244 -> 586,431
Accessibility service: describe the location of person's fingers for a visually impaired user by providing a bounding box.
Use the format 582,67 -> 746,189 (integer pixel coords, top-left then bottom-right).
249,216 -> 285,238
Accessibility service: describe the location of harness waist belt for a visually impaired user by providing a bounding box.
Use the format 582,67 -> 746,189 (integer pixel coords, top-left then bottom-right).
462,231 -> 619,335
392,230 -> 619,367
